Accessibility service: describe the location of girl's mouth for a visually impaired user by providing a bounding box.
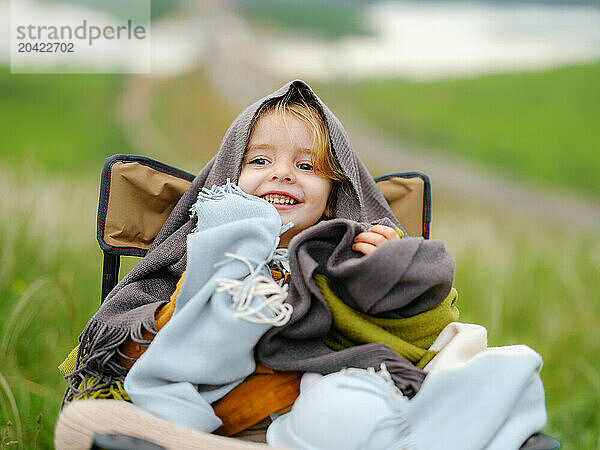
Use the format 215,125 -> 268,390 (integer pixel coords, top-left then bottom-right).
262,193 -> 299,209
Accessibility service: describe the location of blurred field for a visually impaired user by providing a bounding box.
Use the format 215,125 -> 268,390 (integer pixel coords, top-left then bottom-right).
0,67 -> 231,448
326,62 -> 600,199
233,0 -> 368,39
0,165 -> 99,449
1,66 -> 599,448
434,196 -> 600,449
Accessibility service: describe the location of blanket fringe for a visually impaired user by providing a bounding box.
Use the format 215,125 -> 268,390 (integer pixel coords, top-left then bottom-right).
61,315 -> 158,409
71,375 -> 131,402
190,179 -> 263,228
368,363 -> 393,384
215,252 -> 293,327
216,275 -> 292,326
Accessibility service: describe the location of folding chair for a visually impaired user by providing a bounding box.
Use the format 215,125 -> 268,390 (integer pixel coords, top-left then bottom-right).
92,154 -> 559,449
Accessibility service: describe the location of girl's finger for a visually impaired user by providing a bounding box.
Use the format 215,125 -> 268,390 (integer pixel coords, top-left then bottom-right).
368,224 -> 400,241
354,231 -> 387,247
352,242 -> 376,255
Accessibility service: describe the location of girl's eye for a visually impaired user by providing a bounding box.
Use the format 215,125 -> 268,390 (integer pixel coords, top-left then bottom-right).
297,162 -> 313,171
249,157 -> 269,165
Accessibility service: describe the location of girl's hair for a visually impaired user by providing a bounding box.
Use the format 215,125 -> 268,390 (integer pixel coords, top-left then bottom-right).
247,86 -> 349,216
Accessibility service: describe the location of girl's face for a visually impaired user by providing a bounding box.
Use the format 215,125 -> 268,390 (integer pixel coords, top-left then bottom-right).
238,111 -> 333,248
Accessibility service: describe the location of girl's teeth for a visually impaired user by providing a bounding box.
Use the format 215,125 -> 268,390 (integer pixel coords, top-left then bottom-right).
265,194 -> 295,205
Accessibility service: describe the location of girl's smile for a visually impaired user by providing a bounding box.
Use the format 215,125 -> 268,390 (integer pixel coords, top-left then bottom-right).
261,191 -> 300,208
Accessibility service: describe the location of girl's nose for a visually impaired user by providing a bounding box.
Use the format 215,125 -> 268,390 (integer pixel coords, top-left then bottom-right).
271,163 -> 295,183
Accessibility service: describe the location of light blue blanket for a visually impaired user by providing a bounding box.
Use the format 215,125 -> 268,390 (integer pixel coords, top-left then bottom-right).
124,182 -> 293,432
268,346 -> 546,449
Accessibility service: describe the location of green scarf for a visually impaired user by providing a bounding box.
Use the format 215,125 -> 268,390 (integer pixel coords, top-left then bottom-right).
315,274 -> 459,369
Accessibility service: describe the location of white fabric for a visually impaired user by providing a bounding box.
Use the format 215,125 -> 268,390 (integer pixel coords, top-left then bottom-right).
299,372 -> 324,394
267,347 -> 547,450
424,322 -> 488,374
407,346 -> 547,450
268,366 -> 410,450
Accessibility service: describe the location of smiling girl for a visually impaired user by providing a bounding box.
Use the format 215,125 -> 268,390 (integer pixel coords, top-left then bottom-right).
57,80 -> 457,448
239,88 -> 400,251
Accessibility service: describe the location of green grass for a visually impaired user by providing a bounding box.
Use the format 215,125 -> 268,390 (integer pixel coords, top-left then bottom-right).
323,62 -> 600,198
432,195 -> 600,448
0,167 -> 101,449
148,70 -> 237,171
0,67 -> 132,446
0,69 -> 132,174
0,66 -> 132,447
1,66 -> 599,448
0,66 -> 232,174
0,68 -> 238,448
42,0 -> 182,22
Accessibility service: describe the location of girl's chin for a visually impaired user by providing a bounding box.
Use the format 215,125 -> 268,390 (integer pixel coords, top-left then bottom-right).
277,209 -> 294,225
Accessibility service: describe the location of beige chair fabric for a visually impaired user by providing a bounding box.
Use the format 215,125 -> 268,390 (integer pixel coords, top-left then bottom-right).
376,176 -> 425,238
101,161 -> 427,252
55,399 -> 277,449
104,161 -> 192,251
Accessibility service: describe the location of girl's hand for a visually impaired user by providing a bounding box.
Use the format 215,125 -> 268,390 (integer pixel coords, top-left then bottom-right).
352,225 -> 400,255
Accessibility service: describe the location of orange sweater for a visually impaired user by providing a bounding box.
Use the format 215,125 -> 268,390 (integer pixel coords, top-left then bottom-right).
119,270 -> 300,436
